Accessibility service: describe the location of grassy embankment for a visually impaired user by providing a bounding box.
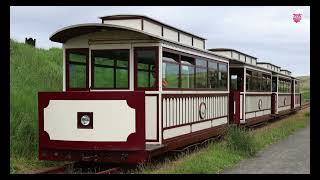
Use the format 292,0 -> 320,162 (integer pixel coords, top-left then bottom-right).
138,108 -> 310,174
297,76 -> 310,102
10,39 -> 64,173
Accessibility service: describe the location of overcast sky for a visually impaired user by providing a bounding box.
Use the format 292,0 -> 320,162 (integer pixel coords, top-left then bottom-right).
10,6 -> 310,76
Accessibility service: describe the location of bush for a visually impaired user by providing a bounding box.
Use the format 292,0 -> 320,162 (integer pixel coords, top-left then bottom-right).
225,126 -> 258,156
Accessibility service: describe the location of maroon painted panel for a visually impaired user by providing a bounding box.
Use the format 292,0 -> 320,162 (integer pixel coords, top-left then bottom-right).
229,91 -> 240,124
38,91 -> 145,152
271,93 -> 277,114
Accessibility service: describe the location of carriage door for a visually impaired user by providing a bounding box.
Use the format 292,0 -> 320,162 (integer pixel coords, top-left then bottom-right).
271,76 -> 278,114
229,74 -> 241,124
229,91 -> 240,124
271,93 -> 277,114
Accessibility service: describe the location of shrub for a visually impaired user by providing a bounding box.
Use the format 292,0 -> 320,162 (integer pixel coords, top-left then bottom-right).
225,125 -> 258,156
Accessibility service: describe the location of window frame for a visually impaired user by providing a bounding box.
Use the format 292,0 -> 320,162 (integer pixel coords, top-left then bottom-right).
162,47 -> 228,91
134,46 -> 159,91
90,49 -> 130,90
162,52 -> 181,89
195,58 -> 208,89
65,48 -> 89,91
246,69 -> 271,92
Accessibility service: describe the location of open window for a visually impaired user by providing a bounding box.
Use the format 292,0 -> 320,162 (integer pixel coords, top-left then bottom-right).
66,48 -> 89,91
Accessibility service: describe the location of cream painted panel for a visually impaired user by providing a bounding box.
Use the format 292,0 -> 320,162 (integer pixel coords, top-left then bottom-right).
44,100 -> 135,141
163,99 -> 167,128
191,121 -> 211,132
278,95 -> 291,107
163,27 -> 179,42
240,54 -> 246,62
143,20 -> 162,36
278,106 -> 291,112
246,95 -> 271,112
103,19 -> 142,30
193,38 -> 204,49
246,112 -> 255,119
212,51 -> 232,59
163,125 -> 190,139
211,117 -> 228,127
252,59 -> 257,65
246,57 -> 251,64
146,96 -> 158,140
232,52 -> 239,60
170,98 -> 174,127
264,109 -> 271,115
179,33 -> 192,46
64,30 -> 149,48
256,111 -> 263,117
258,64 -> 267,69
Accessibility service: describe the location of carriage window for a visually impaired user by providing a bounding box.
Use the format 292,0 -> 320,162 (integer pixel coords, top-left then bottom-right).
218,63 -> 228,90
195,59 -> 207,88
252,71 -> 259,91
136,48 -> 158,89
295,81 -> 300,93
267,75 -> 271,91
66,49 -> 88,90
272,76 -> 277,92
91,50 -> 129,89
181,55 -> 195,88
208,62 -> 218,89
246,70 -> 252,91
162,51 -> 179,88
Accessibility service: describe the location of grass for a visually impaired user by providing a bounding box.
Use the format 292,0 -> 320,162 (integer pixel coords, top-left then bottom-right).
138,108 -> 310,174
10,39 -> 64,173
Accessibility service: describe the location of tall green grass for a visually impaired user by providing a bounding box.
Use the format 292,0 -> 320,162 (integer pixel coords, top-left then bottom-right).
225,126 -> 258,157
10,39 -> 62,160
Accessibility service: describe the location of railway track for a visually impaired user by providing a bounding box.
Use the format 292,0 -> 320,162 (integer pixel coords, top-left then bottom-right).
33,103 -> 310,174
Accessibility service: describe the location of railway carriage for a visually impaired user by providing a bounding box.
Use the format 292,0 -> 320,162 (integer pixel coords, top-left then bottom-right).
38,14 -> 302,164
208,49 -> 274,126
39,15 -> 230,163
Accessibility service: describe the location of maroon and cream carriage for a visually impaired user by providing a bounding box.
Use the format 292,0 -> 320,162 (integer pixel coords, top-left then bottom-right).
208,49 -> 301,126
209,49 -> 274,126
38,14 -> 301,164
38,15 -> 230,163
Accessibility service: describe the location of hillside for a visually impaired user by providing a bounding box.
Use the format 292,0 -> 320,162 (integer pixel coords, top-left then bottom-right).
296,75 -> 310,102
10,39 -> 63,172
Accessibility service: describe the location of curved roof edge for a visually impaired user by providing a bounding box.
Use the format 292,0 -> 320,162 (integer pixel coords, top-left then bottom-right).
50,23 -> 162,43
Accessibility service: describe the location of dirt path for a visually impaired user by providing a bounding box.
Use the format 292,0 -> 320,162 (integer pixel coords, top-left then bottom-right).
222,125 -> 310,174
